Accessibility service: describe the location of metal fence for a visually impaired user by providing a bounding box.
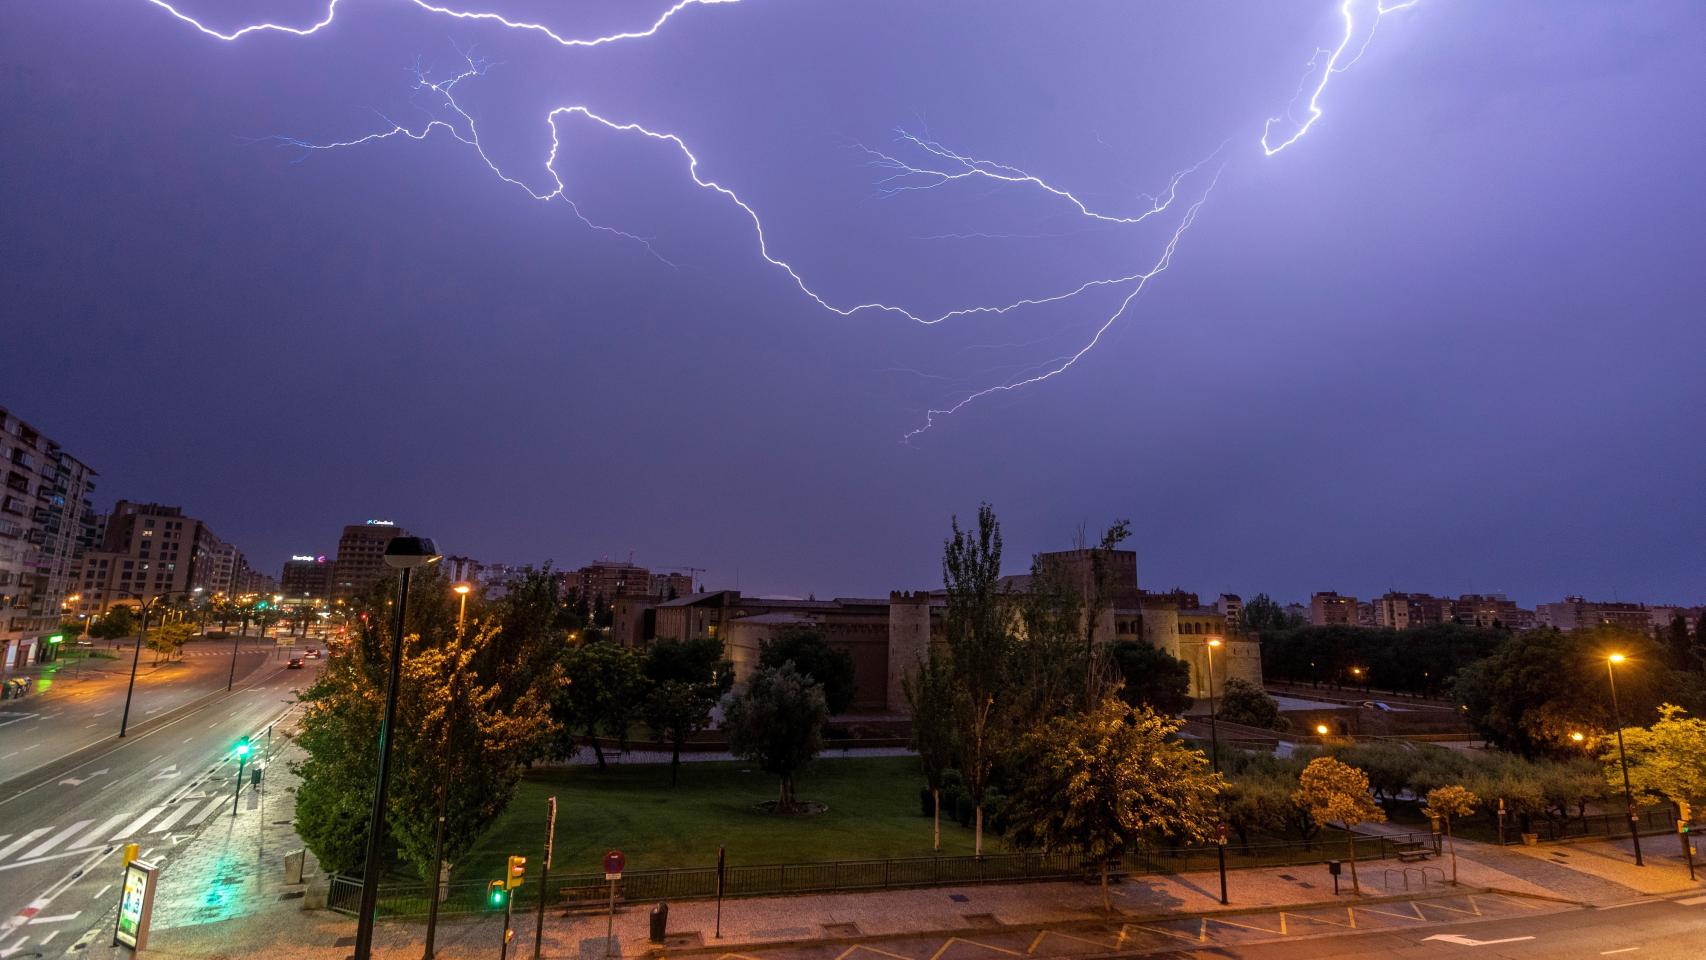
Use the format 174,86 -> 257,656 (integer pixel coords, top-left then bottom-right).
1507,806 -> 1678,844
328,831 -> 1436,921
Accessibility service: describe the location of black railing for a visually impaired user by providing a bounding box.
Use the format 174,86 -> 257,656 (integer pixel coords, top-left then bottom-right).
1506,806 -> 1679,844
329,832 -> 1435,921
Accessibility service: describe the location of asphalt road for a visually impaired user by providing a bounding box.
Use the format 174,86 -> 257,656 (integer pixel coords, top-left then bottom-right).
0,644 -> 322,958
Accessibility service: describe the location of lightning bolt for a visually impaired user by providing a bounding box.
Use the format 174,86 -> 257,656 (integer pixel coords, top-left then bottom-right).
1262,0 -> 1421,156
141,0 -> 737,46
129,0 -> 1421,438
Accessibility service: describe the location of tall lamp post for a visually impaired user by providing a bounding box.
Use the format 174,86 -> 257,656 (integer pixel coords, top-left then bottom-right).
351,536 -> 440,960
116,590 -> 193,738
1606,653 -> 1644,867
1205,637 -> 1229,905
453,583 -> 471,634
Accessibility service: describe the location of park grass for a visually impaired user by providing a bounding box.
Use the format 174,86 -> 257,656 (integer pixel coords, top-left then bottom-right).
459,756 -> 973,880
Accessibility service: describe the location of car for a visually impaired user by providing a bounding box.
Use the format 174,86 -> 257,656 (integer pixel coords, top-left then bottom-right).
1361,700 -> 1394,712
287,657 -> 304,669
305,649 -> 320,659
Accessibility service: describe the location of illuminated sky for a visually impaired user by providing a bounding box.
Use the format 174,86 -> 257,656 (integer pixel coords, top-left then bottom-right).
5,1 -> 1703,605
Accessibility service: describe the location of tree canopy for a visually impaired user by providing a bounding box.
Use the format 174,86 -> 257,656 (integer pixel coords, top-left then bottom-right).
1110,640 -> 1191,716
724,662 -> 828,813
642,636 -> 733,785
759,627 -> 855,714
1215,678 -> 1288,731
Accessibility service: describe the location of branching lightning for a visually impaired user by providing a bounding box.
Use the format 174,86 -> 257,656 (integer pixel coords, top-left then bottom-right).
130,0 -> 1421,438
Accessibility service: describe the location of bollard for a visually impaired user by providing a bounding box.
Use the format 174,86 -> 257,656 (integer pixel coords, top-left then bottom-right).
649,902 -> 669,944
1327,859 -> 1342,896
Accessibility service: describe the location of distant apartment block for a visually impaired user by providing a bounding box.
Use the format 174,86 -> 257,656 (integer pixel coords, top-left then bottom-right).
1375,591 -> 1454,630
73,501 -> 227,615
569,560 -> 694,607
331,520 -> 410,602
1538,596 -> 1654,632
1452,593 -> 1523,630
440,554 -> 482,585
1,406 -> 98,671
1216,593 -> 1243,628
1649,606 -> 1703,636
1309,591 -> 1359,627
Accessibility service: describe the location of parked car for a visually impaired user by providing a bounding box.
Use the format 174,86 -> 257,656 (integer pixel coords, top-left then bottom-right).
287,657 -> 304,669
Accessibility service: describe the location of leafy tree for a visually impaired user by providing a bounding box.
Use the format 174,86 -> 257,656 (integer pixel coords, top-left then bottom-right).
1242,594 -> 1299,632
293,569 -> 559,879
1077,519 -> 1131,701
1452,627 -> 1701,758
724,662 -> 828,813
1293,756 -> 1386,893
552,640 -> 645,768
941,503 -> 1013,856
1261,622 -> 1504,696
1008,556 -> 1097,736
90,605 -> 135,641
1613,704 -> 1706,865
642,637 -> 733,785
149,622 -> 195,662
1663,614 -> 1698,672
1003,700 -> 1223,911
759,627 -> 855,714
1215,678 -> 1288,731
1110,640 -> 1192,716
1224,772 -> 1294,852
1423,785 -> 1478,884
904,643 -> 959,851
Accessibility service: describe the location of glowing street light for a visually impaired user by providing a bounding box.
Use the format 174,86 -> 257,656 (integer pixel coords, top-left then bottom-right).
1605,653 -> 1643,867
1203,637 -> 1228,905
453,582 -> 472,633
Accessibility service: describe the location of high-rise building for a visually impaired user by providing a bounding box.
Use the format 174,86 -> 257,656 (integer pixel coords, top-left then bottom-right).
281,554 -> 332,600
1452,594 -> 1521,630
1,406 -> 98,671
1215,593 -> 1243,629
568,560 -> 694,607
1309,591 -> 1359,627
331,520 -> 411,601
440,554 -> 482,586
72,501 -> 223,615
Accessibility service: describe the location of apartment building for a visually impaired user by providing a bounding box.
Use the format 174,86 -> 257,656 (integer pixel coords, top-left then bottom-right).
1,406 -> 98,671
1309,591 -> 1359,627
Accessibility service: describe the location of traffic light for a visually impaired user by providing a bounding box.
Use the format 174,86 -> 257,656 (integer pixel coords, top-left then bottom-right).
487,880 -> 507,908
505,855 -> 526,890
234,736 -> 252,759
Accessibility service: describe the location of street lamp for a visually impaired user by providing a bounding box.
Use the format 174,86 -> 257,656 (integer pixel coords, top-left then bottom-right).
352,536 -> 440,960
453,582 -> 472,633
1605,653 -> 1644,866
1204,637 -> 1228,905
115,590 -> 195,738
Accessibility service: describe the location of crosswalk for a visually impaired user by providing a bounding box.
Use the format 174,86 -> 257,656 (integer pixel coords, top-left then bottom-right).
0,794 -> 236,870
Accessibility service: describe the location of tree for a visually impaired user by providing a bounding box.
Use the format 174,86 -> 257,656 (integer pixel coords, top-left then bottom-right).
904,644 -> 958,851
1612,703 -> 1706,866
1452,627 -> 1701,758
1663,614 -> 1698,672
724,663 -> 828,812
941,503 -> 1013,856
641,637 -> 733,786
552,640 -> 645,768
1423,785 -> 1478,884
293,569 -> 559,879
149,622 -> 195,662
759,627 -> 855,714
90,605 -> 135,641
1242,594 -> 1298,633
1110,640 -> 1191,716
1003,700 -> 1224,911
1224,772 -> 1294,853
1078,519 -> 1132,702
1215,678 -> 1288,731
1293,757 -> 1386,893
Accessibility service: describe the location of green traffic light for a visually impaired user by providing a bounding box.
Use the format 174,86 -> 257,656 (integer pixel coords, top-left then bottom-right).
235,738 -> 251,758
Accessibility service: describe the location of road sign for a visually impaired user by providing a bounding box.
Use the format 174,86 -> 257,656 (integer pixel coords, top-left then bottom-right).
603,849 -> 625,880
114,858 -> 159,950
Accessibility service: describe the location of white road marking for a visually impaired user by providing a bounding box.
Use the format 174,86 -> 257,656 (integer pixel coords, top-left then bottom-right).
0,829 -> 49,861
1423,934 -> 1537,946
73,814 -> 130,850
26,912 -> 80,925
112,806 -> 163,840
1601,949 -> 1639,955
0,935 -> 28,958
188,794 -> 228,825
150,802 -> 199,833
1677,894 -> 1706,906
21,820 -> 93,860
39,930 -> 59,946
94,884 -> 111,900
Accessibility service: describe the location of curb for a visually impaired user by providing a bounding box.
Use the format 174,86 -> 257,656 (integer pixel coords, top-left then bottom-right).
649,885 -> 1521,958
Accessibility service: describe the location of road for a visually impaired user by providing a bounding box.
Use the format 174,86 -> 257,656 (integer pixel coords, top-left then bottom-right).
0,642 -> 321,959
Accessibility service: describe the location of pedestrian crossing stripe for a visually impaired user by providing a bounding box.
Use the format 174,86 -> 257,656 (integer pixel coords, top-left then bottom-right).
0,795 -> 233,867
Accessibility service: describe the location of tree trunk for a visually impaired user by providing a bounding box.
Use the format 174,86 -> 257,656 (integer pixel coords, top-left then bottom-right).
778,774 -> 795,814
1445,817 -> 1458,885
1099,859 -> 1111,914
932,788 -> 941,852
1346,829 -> 1360,894
589,730 -> 606,770
974,805 -> 984,857
670,734 -> 682,786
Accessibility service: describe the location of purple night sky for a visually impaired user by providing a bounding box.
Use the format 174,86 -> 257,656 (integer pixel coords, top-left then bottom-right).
4,1 -> 1703,606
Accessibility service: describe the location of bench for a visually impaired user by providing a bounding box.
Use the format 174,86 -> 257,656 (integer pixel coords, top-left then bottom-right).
1393,841 -> 1434,863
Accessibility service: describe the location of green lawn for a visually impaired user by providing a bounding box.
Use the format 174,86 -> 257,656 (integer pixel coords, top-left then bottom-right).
459,757 -> 973,880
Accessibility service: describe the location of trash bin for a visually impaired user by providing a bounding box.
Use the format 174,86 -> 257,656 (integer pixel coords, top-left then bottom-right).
649,902 -> 669,944
1326,860 -> 1341,876
251,764 -> 264,788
